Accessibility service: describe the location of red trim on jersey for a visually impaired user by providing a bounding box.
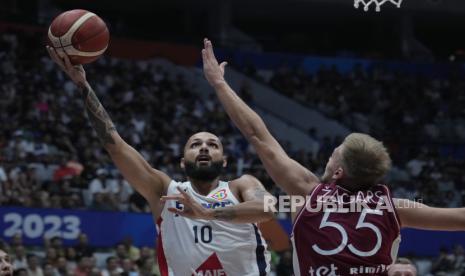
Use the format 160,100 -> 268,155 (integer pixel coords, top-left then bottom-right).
156,217 -> 169,276
291,183 -> 322,234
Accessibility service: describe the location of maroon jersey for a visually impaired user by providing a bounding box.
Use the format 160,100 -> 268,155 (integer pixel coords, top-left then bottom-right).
291,183 -> 401,276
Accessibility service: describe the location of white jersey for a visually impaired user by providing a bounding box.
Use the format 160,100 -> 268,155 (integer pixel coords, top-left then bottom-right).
157,180 -> 270,276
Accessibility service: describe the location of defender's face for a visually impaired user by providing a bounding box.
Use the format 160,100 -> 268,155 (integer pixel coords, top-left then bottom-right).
182,132 -> 225,169
0,250 -> 13,276
321,146 -> 343,183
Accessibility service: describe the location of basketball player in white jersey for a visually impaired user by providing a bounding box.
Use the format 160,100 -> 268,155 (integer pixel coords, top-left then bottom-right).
46,46 -> 273,275
201,38 -> 465,275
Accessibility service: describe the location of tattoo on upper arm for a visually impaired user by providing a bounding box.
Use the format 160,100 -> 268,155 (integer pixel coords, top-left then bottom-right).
80,85 -> 116,145
253,186 -> 268,200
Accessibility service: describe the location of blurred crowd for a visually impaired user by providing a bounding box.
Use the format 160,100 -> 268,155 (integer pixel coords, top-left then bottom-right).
1,235 -> 464,276
0,234 -> 160,276
1,30 -> 465,275
262,64 -> 465,145
245,63 -> 465,208
0,31 -> 283,212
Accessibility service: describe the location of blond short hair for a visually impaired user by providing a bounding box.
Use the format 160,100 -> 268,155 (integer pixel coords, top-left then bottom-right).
341,133 -> 391,189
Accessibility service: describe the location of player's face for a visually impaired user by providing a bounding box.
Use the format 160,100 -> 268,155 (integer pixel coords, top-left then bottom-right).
0,250 -> 13,276
321,146 -> 344,183
182,132 -> 226,181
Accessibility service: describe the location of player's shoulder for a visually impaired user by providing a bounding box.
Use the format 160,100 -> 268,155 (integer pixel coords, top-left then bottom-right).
227,175 -> 262,200
165,179 -> 190,193
230,174 -> 261,188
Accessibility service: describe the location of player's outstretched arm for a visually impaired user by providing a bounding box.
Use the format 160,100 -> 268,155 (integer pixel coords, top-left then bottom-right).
161,175 -> 276,223
201,39 -> 319,197
394,198 -> 465,231
46,46 -> 171,204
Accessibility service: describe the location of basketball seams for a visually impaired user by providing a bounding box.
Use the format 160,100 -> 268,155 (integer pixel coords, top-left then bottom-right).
63,45 -> 108,57
59,27 -> 109,57
47,13 -> 64,48
47,27 -> 61,48
48,9 -> 109,63
59,12 -> 96,47
70,27 -> 109,51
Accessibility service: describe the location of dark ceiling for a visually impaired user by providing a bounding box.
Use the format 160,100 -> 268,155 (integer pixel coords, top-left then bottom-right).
1,0 -> 464,58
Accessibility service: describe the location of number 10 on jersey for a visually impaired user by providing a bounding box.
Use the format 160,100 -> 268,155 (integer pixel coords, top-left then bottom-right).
193,225 -> 213,244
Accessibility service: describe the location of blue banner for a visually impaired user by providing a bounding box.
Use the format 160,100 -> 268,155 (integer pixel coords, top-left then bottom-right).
0,207 -> 156,247
1,207 -> 464,256
205,48 -> 465,78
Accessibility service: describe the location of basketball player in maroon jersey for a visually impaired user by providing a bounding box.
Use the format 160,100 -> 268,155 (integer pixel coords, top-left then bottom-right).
202,38 -> 465,275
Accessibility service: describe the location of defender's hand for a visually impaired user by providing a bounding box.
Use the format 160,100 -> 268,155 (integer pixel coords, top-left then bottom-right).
46,46 -> 88,88
202,38 -> 228,89
161,187 -> 213,220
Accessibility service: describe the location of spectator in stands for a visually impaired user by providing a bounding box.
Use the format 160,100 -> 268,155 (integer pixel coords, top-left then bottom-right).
451,245 -> 465,275
55,257 -> 71,276
11,245 -> 26,270
138,247 -> 152,262
49,237 -> 65,258
122,237 -> 140,262
26,254 -> 43,276
44,247 -> 58,267
387,258 -> 417,276
73,256 -> 91,276
121,258 -> 138,276
53,156 -> 79,182
138,258 -> 158,276
88,256 -> 100,276
115,243 -> 128,262
64,248 -> 78,272
432,247 -> 454,274
74,233 -> 94,258
43,264 -> 58,276
101,256 -> 123,276
88,169 -> 121,210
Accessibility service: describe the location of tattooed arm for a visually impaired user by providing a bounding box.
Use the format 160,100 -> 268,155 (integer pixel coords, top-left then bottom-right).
161,175 -> 276,223
214,174 -> 276,223
46,47 -> 171,210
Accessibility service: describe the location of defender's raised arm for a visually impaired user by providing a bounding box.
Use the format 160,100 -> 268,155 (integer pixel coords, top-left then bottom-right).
201,39 -> 318,197
394,199 -> 465,231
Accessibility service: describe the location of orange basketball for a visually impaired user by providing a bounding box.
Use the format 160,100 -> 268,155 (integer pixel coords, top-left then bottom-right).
48,9 -> 110,65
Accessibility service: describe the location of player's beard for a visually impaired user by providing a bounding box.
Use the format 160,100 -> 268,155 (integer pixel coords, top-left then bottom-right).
184,160 -> 224,182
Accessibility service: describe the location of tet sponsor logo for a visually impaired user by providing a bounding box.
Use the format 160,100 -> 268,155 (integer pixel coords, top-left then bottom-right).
308,264 -> 339,276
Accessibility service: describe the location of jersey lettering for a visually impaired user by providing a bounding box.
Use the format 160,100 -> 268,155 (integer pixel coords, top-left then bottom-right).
159,181 -> 270,275
292,183 -> 400,276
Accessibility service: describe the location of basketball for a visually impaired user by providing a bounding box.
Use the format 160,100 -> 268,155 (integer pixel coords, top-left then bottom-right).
48,9 -> 109,65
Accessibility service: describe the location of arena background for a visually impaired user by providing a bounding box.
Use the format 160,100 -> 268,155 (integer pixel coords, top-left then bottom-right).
1,0 -> 465,275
